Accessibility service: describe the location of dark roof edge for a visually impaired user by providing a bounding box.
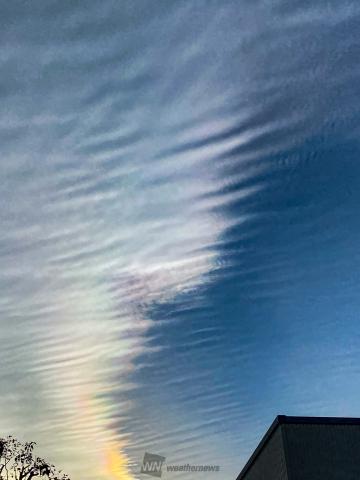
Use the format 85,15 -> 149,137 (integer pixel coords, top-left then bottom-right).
278,415 -> 360,426
236,415 -> 360,480
236,416 -> 282,480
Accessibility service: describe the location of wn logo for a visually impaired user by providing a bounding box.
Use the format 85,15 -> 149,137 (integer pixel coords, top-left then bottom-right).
140,452 -> 166,478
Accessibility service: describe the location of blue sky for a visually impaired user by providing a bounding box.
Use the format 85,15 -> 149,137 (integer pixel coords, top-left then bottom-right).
1,1 -> 360,479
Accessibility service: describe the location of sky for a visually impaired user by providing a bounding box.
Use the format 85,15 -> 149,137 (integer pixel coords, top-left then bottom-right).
1,1 -> 360,479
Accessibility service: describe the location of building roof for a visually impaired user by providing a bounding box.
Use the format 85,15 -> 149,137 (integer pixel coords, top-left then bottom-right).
236,415 -> 360,480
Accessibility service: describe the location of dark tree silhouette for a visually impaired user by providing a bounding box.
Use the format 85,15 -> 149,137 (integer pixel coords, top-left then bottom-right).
0,437 -> 69,480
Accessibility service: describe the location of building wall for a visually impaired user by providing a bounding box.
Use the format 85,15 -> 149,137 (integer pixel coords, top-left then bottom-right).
284,423 -> 360,480
242,427 -> 288,480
